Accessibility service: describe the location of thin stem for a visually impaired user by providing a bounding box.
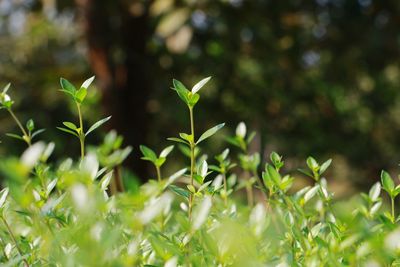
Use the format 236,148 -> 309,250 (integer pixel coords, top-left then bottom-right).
223,173 -> 228,206
246,183 -> 254,207
8,109 -> 30,146
1,216 -> 29,267
114,166 -> 125,192
391,197 -> 395,222
155,165 -> 162,182
189,107 -> 195,186
188,106 -> 195,221
76,103 -> 85,160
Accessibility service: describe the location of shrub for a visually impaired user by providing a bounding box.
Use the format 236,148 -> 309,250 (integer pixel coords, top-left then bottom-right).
0,77 -> 400,266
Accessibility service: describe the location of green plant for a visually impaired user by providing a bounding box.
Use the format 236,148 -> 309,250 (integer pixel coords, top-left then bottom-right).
140,145 -> 174,182
2,76 -> 400,266
58,76 -> 111,160
169,77 -> 224,220
0,84 -> 44,146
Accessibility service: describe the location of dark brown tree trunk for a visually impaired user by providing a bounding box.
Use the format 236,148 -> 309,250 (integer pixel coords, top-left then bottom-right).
75,0 -> 151,181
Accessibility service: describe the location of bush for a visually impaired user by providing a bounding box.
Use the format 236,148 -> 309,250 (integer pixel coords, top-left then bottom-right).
0,77 -> 400,266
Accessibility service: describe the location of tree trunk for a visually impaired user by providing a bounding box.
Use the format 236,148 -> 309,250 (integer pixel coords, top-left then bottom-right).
75,0 -> 151,181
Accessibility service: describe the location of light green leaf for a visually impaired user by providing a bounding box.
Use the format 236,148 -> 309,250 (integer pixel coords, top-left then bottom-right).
381,170 -> 395,194
2,83 -> 11,94
85,116 -> 111,136
369,182 -> 381,202
306,156 -> 319,171
160,145 -> 174,158
81,76 -> 95,89
0,187 -> 9,209
196,123 -> 225,145
63,121 -> 77,130
75,87 -> 87,103
192,76 -> 211,94
319,159 -> 332,175
267,164 -> 281,184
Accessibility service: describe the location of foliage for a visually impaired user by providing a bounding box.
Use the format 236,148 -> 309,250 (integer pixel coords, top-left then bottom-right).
1,76 -> 400,266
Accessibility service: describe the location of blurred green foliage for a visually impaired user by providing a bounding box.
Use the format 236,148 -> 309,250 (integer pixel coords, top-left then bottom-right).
1,0 -> 400,187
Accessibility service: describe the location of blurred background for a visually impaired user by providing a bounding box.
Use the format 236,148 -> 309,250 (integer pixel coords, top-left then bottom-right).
0,0 -> 400,192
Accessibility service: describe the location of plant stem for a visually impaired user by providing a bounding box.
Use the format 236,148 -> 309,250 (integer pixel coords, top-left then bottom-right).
114,166 -> 125,192
223,173 -> 228,206
188,106 -> 195,221
1,216 -> 29,267
156,166 -> 162,182
76,103 -> 85,160
8,109 -> 30,146
391,197 -> 395,222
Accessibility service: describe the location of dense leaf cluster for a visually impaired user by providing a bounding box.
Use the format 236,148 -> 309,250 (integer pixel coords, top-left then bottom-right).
1,77 -> 400,266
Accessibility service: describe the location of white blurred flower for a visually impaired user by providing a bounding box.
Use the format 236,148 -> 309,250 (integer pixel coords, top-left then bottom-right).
235,122 -> 246,138
21,142 -> 46,169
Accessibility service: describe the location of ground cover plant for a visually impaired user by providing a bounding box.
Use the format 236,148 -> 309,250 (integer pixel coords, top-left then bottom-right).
1,77 -> 400,266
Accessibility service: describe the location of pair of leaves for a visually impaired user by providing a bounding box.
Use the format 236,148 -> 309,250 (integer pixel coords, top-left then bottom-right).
60,76 -> 95,104
381,170 -> 400,198
270,151 -> 284,170
57,116 -> 111,138
299,157 -> 332,181
168,123 -> 225,146
140,145 -> 174,168
172,77 -> 211,108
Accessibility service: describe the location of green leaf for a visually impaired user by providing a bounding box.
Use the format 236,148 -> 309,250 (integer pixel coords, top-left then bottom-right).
172,79 -> 190,105
168,185 -> 190,199
60,78 -> 76,94
57,127 -> 79,137
179,133 -> 193,143
306,156 -> 319,171
298,168 -> 313,178
155,157 -> 166,167
5,133 -> 24,141
369,182 -> 381,202
81,76 -> 95,89
167,137 -> 189,145
267,164 -> 281,184
2,83 -> 11,94
188,93 -> 200,107
319,159 -> 332,175
192,76 -> 211,94
85,116 -> 111,136
140,145 -> 157,162
26,119 -> 35,132
270,151 -> 281,165
381,170 -> 395,194
75,87 -> 87,103
0,187 -> 9,209
31,129 -> 46,139
196,123 -> 225,145
62,121 -> 78,130
160,145 -> 174,158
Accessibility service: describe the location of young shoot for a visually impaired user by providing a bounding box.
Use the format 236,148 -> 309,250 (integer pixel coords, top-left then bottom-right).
168,77 -> 224,220
381,170 -> 400,223
58,76 -> 111,160
0,84 -> 44,146
140,145 -> 174,182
